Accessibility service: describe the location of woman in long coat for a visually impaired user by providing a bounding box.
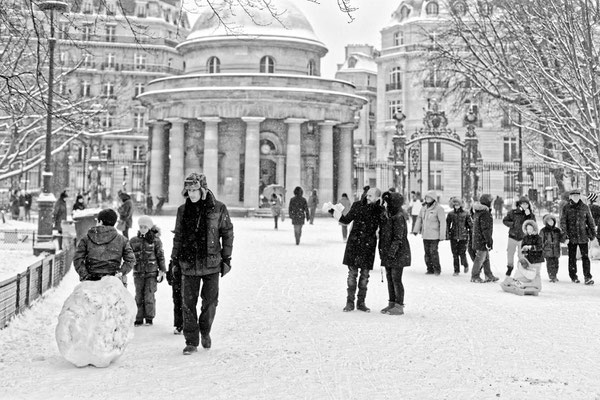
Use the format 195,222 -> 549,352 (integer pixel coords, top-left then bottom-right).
379,191 -> 411,315
288,186 -> 309,245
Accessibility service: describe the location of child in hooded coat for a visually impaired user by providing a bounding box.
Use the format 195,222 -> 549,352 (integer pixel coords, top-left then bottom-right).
129,215 -> 166,326
501,220 -> 543,295
446,197 -> 472,276
540,214 -> 564,282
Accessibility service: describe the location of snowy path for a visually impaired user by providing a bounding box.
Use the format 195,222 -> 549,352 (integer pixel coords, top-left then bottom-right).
1,216 -> 600,399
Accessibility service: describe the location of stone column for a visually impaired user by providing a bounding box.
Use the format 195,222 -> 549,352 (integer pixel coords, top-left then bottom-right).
242,117 -> 265,208
184,122 -> 202,178
149,121 -> 167,200
166,118 -> 186,206
318,121 -> 337,204
337,123 -> 354,201
201,117 -> 221,189
284,118 -> 306,194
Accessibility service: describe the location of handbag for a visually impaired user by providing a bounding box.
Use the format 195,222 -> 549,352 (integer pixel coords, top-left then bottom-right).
116,219 -> 126,231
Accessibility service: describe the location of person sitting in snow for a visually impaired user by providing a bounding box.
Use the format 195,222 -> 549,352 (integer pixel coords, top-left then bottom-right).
501,220 -> 543,295
73,208 -> 135,285
540,214 -> 565,282
129,215 -> 166,327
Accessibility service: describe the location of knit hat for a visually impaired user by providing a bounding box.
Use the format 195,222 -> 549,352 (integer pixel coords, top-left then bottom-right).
138,215 -> 154,228
588,193 -> 598,203
479,194 -> 493,208
184,172 -> 207,190
97,208 -> 118,226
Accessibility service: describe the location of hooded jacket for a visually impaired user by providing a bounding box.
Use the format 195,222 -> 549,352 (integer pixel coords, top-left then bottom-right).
471,201 -> 493,251
521,220 -> 544,264
129,226 -> 166,276
502,197 -> 535,240
172,190 -> 234,276
73,225 -> 136,280
560,199 -> 596,244
379,192 -> 411,268
413,191 -> 446,240
446,197 -> 472,241
118,192 -> 134,229
540,214 -> 564,258
288,187 -> 309,225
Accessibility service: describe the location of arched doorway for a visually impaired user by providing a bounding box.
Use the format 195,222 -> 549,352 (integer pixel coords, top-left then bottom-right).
258,132 -> 284,206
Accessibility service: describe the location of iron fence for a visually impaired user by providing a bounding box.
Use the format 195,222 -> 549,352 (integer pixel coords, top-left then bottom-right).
0,238 -> 75,329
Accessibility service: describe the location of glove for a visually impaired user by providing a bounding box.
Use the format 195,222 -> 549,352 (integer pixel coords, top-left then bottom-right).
166,259 -> 176,285
221,258 -> 231,277
157,270 -> 165,283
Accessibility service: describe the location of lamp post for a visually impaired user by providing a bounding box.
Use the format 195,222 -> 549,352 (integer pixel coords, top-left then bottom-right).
36,0 -> 69,246
392,110 -> 407,195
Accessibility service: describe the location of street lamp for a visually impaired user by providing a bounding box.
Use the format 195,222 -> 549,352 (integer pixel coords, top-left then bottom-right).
36,0 -> 69,246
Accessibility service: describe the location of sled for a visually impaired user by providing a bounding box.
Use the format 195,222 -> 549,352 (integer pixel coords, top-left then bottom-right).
500,281 -> 540,296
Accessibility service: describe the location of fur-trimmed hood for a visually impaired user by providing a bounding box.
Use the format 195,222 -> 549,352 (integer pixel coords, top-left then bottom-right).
472,201 -> 489,212
449,196 -> 464,209
522,219 -> 539,234
543,214 -> 558,228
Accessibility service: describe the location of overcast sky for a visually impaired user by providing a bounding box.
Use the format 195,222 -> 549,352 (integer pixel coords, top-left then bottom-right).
182,0 -> 400,78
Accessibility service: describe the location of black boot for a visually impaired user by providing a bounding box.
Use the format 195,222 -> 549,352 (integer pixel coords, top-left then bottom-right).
356,302 -> 370,313
343,301 -> 354,312
506,266 -> 513,276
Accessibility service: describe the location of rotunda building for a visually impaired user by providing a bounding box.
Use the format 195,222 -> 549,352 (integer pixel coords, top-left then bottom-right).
139,0 -> 367,209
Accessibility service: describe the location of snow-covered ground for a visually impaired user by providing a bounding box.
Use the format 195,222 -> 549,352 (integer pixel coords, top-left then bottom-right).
1,215 -> 600,399
0,218 -> 45,282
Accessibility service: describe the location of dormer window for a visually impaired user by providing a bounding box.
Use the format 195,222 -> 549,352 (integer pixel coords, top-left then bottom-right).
207,56 -> 220,73
426,1 -> 439,15
400,6 -> 410,19
307,59 -> 317,76
260,56 -> 275,74
479,1 -> 493,16
453,1 -> 467,16
348,57 -> 357,68
394,31 -> 404,46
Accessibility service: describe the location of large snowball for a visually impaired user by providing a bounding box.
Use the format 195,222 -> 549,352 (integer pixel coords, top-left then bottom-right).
55,276 -> 136,368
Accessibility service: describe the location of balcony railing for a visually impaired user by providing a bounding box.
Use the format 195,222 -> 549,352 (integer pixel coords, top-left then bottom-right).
385,82 -> 402,91
423,79 -> 449,88
59,34 -> 181,48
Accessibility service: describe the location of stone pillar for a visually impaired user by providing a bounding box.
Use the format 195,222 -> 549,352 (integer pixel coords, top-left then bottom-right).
242,117 -> 264,208
149,121 -> 167,200
166,118 -> 186,206
184,123 -> 202,178
318,121 -> 337,204
284,118 -> 306,194
337,123 -> 354,201
200,117 -> 221,189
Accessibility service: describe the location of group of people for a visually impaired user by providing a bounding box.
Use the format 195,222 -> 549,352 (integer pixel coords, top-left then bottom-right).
9,189 -> 32,221
72,172 -> 234,356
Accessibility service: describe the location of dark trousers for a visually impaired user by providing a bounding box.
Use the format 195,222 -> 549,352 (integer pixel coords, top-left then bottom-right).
293,224 -> 303,245
411,215 -> 418,231
134,275 -> 158,321
309,207 -> 317,224
341,225 -> 348,240
273,216 -> 279,229
423,239 -> 441,273
347,266 -> 370,304
172,268 -> 183,329
182,273 -> 219,347
450,240 -> 469,272
385,267 -> 405,305
545,256 -> 559,279
568,242 -> 592,280
471,249 -> 494,279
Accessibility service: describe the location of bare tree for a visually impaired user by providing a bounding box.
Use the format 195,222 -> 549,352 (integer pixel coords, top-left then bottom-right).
430,0 -> 600,191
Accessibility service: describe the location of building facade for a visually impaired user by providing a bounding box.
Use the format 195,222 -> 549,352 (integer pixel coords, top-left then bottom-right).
139,0 -> 367,209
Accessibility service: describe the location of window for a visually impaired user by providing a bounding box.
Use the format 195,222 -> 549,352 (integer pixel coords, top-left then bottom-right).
165,10 -> 171,23
479,2 -> 493,16
58,23 -> 69,39
426,1 -> 439,15
453,1 -> 467,15
503,137 -> 518,162
428,141 -> 443,161
105,25 -> 116,42
106,53 -> 116,68
82,24 -> 93,41
58,52 -> 66,65
400,6 -> 410,19
428,170 -> 443,190
77,146 -> 85,162
101,112 -> 113,128
393,31 -> 404,46
134,53 -> 146,70
103,81 -> 114,98
424,66 -> 447,87
58,81 -> 67,96
136,4 -> 147,17
133,112 -> 145,129
102,145 -> 112,160
347,57 -> 357,68
387,66 -> 402,91
83,2 -> 93,14
133,145 -> 145,161
388,100 -> 402,119
307,59 -> 317,76
81,80 -> 91,97
106,2 -> 115,15
207,56 -> 220,73
134,82 -> 144,98
260,56 -> 275,73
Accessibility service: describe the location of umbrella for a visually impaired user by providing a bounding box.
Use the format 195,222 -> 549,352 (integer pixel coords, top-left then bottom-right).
262,184 -> 285,200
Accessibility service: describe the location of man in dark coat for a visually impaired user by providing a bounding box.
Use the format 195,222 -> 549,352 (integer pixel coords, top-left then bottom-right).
560,189 -> 596,284
73,208 -> 135,283
446,197 -> 472,275
502,196 -> 536,277
333,187 -> 384,312
288,186 -> 309,245
379,191 -> 410,315
171,172 -> 234,355
471,194 -> 499,283
117,191 -> 134,238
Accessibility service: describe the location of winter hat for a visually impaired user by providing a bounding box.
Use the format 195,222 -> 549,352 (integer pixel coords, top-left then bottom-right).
588,192 -> 598,203
479,194 -> 493,208
449,197 -> 463,208
184,172 -> 207,190
97,208 -> 118,226
138,215 -> 154,228
424,190 -> 437,202
384,192 -> 404,216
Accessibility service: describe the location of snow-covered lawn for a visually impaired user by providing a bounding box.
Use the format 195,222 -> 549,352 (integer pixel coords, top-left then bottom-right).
1,215 -> 600,399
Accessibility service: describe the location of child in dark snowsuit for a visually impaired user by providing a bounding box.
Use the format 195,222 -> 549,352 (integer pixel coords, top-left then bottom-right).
540,214 -> 564,282
129,215 -> 166,326
446,197 -> 472,276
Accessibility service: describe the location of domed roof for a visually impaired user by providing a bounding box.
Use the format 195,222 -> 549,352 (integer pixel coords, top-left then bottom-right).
186,0 -> 323,45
